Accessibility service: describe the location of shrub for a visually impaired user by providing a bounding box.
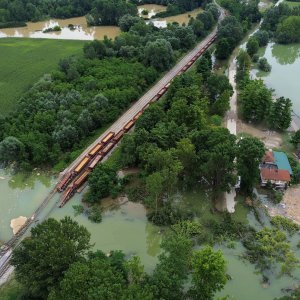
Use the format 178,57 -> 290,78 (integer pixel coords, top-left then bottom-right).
258,57 -> 271,72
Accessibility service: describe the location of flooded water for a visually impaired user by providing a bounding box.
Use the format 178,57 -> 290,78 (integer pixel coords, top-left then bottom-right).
0,169 -> 55,243
251,43 -> 300,122
0,17 -> 120,40
0,6 -> 203,39
0,169 -> 299,297
138,4 -> 167,18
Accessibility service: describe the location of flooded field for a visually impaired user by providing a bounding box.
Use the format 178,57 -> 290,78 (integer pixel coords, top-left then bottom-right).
0,17 -> 121,40
0,6 -> 203,40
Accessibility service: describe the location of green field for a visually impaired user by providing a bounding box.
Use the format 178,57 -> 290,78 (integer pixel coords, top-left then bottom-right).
284,0 -> 300,7
0,38 -> 86,115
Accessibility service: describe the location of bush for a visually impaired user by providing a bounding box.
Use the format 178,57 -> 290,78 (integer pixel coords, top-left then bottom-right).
252,53 -> 259,63
271,216 -> 300,235
72,205 -> 84,216
258,57 -> 271,72
88,205 -> 102,223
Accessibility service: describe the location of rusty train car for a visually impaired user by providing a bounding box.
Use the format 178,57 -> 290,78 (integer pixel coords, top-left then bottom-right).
57,35 -> 216,207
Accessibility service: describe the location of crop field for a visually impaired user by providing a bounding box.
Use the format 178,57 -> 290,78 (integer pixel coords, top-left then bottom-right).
285,0 -> 300,7
0,38 -> 86,115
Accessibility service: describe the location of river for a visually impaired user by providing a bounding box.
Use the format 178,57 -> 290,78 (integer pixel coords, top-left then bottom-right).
0,5 -> 202,40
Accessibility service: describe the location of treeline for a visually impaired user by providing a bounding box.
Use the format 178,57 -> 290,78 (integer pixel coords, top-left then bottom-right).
0,0 -> 137,27
91,56 -> 266,224
215,0 -> 261,59
0,13 -> 216,170
12,217 -> 228,300
261,3 -> 300,44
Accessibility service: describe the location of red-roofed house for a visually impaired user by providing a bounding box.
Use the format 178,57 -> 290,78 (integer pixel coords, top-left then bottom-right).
260,168 -> 291,188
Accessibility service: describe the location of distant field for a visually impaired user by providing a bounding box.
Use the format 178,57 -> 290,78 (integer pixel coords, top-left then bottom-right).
284,0 -> 300,7
0,38 -> 86,115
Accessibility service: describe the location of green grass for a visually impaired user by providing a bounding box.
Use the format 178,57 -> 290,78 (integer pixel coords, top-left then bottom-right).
0,38 -> 86,115
284,0 -> 300,7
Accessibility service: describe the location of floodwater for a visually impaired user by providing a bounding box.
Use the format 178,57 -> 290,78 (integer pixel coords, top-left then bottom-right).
0,17 -> 121,40
138,4 -> 167,18
0,170 -> 299,297
251,42 -> 300,123
0,6 -> 203,40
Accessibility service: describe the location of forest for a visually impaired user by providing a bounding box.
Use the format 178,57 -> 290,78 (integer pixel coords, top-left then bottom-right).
261,2 -> 300,43
0,5 -> 218,170
0,0 -> 207,28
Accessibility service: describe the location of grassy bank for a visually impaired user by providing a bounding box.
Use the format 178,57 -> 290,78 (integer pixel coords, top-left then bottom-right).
0,38 -> 85,115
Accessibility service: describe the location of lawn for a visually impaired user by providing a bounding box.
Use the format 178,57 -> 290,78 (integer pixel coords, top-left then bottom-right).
0,38 -> 86,115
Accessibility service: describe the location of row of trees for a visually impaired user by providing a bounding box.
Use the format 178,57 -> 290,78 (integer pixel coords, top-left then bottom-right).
0,0 -> 138,27
12,217 -> 228,300
236,50 -> 292,131
215,0 -> 261,60
261,3 -> 300,44
0,14 -> 209,169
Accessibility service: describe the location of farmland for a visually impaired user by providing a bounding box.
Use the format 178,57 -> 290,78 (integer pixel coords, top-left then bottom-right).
0,38 -> 85,115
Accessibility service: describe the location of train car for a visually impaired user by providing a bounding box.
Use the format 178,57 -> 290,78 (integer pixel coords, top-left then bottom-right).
56,172 -> 73,192
177,70 -> 183,76
59,185 -> 75,208
88,143 -> 103,157
88,154 -> 104,170
187,61 -> 193,66
133,111 -> 143,121
113,130 -> 124,143
124,119 -> 135,132
74,170 -> 90,188
74,156 -> 90,174
165,82 -> 171,89
143,103 -> 150,111
150,95 -> 159,103
102,131 -> 115,144
157,87 -> 167,97
101,141 -> 115,155
181,66 -> 188,72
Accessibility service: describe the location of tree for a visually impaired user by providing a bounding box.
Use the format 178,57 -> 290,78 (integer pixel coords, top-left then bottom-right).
197,11 -> 215,30
206,74 -> 233,101
196,52 -> 212,78
189,18 -> 205,37
236,50 -> 251,85
215,38 -> 231,59
11,217 -> 91,299
144,39 -> 174,71
236,136 -> 265,193
254,30 -> 269,46
258,57 -> 271,72
246,37 -> 259,57
87,163 -> 119,202
49,251 -> 127,300
146,171 -> 164,214
118,14 -> 141,32
267,97 -> 292,130
291,130 -> 300,148
188,246 -> 227,300
0,136 -> 24,165
240,79 -> 272,123
211,90 -> 231,116
276,16 -> 300,44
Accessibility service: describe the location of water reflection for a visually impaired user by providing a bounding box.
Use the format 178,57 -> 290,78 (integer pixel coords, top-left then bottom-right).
271,43 -> 300,65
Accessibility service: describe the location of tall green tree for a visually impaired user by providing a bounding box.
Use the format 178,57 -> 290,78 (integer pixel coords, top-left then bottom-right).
188,246 -> 227,300
236,136 -> 265,193
267,97 -> 292,130
240,79 -> 272,123
246,37 -> 259,57
11,217 -> 91,299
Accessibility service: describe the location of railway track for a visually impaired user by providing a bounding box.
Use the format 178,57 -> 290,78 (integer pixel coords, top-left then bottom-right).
0,7 -> 227,281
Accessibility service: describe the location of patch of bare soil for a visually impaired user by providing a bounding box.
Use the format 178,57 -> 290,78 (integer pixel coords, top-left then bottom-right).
268,185 -> 300,225
237,120 -> 283,148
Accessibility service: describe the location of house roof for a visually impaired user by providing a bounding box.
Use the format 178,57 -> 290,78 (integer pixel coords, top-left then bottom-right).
263,151 -> 275,163
261,168 -> 291,182
273,151 -> 293,175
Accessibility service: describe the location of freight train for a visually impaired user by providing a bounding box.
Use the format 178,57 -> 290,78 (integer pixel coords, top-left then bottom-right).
57,34 -> 217,207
